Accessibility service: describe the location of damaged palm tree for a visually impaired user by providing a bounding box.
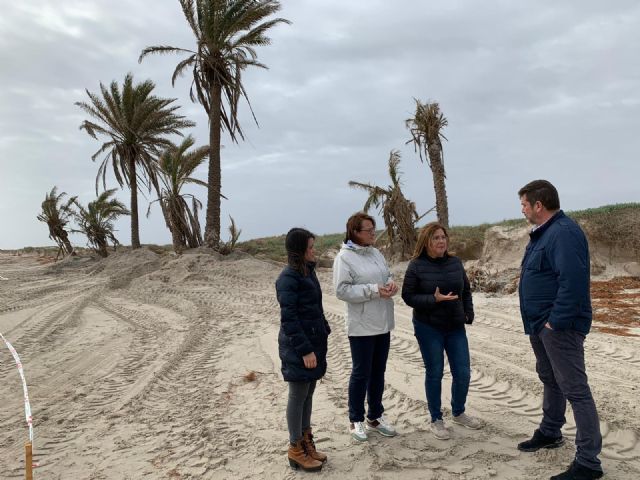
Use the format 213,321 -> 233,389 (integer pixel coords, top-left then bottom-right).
150,136 -> 209,253
349,150 -> 420,259
36,187 -> 77,259
406,99 -> 450,228
73,190 -> 130,257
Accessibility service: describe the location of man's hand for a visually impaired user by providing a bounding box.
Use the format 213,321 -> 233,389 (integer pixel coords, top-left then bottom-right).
544,322 -> 553,330
434,286 -> 459,302
302,352 -> 317,369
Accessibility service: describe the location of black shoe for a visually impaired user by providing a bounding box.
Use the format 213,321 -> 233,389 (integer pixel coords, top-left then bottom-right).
550,460 -> 603,479
517,429 -> 565,452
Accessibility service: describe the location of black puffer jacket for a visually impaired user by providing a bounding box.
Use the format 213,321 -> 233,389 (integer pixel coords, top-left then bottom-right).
401,253 -> 474,331
276,263 -> 331,382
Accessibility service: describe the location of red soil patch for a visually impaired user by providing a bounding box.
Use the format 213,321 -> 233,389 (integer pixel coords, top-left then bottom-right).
591,277 -> 640,336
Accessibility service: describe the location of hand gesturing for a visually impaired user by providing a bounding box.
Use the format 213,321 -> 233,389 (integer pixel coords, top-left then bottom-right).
434,286 -> 459,302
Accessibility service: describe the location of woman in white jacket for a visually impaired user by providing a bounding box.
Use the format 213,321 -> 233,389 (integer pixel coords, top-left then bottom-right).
333,212 -> 398,442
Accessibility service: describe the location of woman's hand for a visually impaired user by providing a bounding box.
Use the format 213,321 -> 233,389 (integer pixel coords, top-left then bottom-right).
434,286 -> 459,302
386,280 -> 399,296
379,281 -> 398,298
302,352 -> 317,369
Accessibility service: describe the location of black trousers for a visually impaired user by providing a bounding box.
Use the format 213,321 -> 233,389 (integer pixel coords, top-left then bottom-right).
348,332 -> 390,423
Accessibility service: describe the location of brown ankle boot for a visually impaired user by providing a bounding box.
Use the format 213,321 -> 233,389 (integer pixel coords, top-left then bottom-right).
302,428 -> 328,463
288,439 -> 323,471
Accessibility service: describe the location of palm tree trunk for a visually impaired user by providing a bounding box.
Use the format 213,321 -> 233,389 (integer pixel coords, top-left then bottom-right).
60,231 -> 75,256
169,203 -> 185,253
129,156 -> 141,249
427,143 -> 449,228
97,237 -> 109,257
170,226 -> 183,253
204,83 -> 222,250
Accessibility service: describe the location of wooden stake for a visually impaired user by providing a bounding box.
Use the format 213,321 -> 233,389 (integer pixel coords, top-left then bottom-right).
25,442 -> 33,480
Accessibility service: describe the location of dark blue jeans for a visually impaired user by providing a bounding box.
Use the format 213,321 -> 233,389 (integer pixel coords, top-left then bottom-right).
413,320 -> 470,422
530,327 -> 602,472
348,333 -> 390,423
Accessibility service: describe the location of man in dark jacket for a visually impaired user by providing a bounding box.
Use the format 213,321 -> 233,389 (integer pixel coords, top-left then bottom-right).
517,180 -> 603,480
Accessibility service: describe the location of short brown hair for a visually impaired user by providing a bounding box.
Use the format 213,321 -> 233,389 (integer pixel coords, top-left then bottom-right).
412,222 -> 449,259
345,212 -> 376,243
518,180 -> 560,211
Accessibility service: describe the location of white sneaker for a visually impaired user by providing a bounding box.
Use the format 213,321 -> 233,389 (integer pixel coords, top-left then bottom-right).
350,421 -> 368,442
452,413 -> 482,430
366,414 -> 397,437
431,419 -> 450,440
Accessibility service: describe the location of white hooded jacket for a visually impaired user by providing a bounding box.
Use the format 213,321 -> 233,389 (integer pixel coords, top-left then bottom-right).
332,241 -> 395,336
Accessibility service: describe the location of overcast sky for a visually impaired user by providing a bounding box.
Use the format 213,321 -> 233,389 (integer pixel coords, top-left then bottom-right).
1,1 -> 638,250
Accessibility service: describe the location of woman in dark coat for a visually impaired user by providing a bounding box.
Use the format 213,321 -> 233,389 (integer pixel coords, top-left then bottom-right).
401,222 -> 482,440
276,228 -> 331,471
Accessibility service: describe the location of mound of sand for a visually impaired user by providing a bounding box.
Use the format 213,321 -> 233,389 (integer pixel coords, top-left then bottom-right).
1,249 -> 639,479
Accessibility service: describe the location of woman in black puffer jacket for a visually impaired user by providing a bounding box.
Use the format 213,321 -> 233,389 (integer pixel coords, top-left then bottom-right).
276,228 -> 331,471
401,223 -> 482,440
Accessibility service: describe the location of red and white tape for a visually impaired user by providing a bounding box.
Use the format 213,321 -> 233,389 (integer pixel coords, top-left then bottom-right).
1,332 -> 33,443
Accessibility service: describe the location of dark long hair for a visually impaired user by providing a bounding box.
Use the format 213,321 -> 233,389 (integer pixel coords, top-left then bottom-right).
285,228 -> 315,276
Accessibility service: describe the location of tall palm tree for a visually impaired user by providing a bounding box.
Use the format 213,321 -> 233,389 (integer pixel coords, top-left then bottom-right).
139,0 -> 290,249
76,73 -> 194,249
36,187 -> 77,258
406,99 -> 450,228
349,150 -> 421,259
73,189 -> 130,257
151,135 -> 209,252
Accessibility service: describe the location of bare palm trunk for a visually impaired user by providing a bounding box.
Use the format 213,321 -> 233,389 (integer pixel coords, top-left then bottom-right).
60,231 -> 75,256
168,203 -> 185,253
204,83 -> 222,250
170,225 -> 184,253
129,156 -> 141,249
97,237 -> 109,257
427,143 -> 449,228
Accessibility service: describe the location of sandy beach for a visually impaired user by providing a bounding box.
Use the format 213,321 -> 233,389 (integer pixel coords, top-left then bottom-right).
1,249 -> 639,479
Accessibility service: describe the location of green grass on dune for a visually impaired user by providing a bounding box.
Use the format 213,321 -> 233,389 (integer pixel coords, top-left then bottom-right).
17,203 -> 639,262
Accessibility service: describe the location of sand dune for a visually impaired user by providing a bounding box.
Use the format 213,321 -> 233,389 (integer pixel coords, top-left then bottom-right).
0,250 -> 639,479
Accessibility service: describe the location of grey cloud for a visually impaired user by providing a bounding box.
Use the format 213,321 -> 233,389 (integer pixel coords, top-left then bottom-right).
1,0 -> 639,249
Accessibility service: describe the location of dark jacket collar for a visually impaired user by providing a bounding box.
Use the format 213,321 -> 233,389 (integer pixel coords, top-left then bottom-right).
530,210 -> 564,239
419,250 -> 450,263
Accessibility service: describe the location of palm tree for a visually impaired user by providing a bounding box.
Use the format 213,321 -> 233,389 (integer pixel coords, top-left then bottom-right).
150,135 -> 209,252
349,151 -> 422,259
139,0 -> 290,249
36,187 -> 77,258
73,189 -> 130,257
406,99 -> 450,228
76,73 -> 194,249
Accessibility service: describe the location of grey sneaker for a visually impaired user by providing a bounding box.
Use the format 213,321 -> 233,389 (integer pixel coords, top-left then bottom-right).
431,419 -> 450,440
452,413 -> 482,430
366,414 -> 397,437
350,421 -> 368,442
